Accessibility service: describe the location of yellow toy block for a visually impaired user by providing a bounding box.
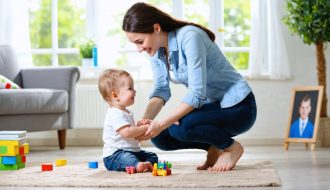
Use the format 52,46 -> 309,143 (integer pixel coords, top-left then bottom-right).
23,143 -> 29,154
55,159 -> 67,166
0,138 -> 26,146
0,145 -> 19,156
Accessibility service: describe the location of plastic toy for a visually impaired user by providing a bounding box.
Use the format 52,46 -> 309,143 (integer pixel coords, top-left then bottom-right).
88,161 -> 98,169
125,166 -> 135,174
152,161 -> 172,176
0,132 -> 29,170
56,159 -> 67,166
41,163 -> 53,171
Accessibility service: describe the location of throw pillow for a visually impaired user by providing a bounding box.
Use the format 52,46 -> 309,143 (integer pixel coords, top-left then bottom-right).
0,75 -> 21,89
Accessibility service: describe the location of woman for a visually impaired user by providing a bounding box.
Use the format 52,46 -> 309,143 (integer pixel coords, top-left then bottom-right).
122,2 -> 257,171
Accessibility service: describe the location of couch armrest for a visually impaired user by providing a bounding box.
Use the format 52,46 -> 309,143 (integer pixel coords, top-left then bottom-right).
21,66 -> 80,91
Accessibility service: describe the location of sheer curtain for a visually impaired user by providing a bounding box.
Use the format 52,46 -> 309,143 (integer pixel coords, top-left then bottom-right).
248,0 -> 290,80
0,0 -> 32,67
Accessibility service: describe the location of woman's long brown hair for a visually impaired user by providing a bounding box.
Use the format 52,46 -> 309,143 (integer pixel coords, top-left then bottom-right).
122,2 -> 215,42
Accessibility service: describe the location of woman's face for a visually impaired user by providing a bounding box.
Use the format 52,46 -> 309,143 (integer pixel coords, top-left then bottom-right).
125,28 -> 163,56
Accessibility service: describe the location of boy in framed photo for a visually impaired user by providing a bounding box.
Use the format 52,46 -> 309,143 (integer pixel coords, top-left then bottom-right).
289,94 -> 314,138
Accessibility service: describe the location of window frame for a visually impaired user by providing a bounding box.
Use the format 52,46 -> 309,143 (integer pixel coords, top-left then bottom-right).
30,0 -> 250,72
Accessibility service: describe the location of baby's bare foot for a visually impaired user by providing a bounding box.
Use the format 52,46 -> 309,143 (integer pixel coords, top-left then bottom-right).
136,162 -> 153,173
208,141 -> 244,172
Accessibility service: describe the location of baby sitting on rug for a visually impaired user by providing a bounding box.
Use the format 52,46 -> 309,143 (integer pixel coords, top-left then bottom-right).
98,69 -> 158,173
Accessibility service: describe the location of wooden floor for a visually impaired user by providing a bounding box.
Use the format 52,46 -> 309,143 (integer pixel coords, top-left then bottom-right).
2,144 -> 330,190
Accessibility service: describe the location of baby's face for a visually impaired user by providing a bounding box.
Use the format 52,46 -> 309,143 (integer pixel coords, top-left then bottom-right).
299,100 -> 311,120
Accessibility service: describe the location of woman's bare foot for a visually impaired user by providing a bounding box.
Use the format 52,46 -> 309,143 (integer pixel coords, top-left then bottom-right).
136,162 -> 153,173
208,141 -> 244,172
197,146 -> 222,170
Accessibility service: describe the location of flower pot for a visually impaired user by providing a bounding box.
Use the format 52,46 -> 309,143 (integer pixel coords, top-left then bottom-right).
316,117 -> 330,147
82,58 -> 93,68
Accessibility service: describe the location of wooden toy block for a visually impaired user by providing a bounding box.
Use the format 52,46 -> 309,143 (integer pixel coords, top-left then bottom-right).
2,156 -> 17,165
88,161 -> 98,169
0,138 -> 26,146
0,145 -> 19,156
55,159 -> 67,166
125,166 -> 135,174
41,163 -> 53,171
23,143 -> 29,154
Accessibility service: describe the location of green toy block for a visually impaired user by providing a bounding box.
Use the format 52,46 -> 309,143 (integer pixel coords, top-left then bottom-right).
18,161 -> 25,169
0,146 -> 7,154
0,163 -> 19,170
0,161 -> 25,170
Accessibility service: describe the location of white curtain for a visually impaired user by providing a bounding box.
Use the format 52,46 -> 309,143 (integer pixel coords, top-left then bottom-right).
0,0 -> 32,67
248,0 -> 290,80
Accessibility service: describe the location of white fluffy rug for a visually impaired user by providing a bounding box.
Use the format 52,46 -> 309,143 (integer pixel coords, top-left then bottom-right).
0,160 -> 281,188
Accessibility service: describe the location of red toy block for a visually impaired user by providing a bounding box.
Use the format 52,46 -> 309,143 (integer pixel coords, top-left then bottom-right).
125,166 -> 135,174
41,163 -> 53,171
19,146 -> 24,155
21,155 -> 26,163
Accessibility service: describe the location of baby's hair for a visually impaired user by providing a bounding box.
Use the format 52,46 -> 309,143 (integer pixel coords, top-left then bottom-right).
98,69 -> 131,101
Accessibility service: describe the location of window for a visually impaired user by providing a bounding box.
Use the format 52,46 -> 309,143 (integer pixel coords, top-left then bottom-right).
29,0 -> 86,66
28,0 -> 251,76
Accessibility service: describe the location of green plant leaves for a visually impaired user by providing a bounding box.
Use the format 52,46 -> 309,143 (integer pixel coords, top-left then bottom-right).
283,0 -> 330,45
79,39 -> 96,58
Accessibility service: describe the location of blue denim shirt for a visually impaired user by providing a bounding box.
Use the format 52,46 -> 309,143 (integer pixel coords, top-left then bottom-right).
149,25 -> 251,108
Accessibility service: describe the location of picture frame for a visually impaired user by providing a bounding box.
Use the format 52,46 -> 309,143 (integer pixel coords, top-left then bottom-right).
284,86 -> 323,150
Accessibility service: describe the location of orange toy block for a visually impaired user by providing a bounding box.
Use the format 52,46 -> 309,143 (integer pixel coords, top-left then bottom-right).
41,163 -> 53,171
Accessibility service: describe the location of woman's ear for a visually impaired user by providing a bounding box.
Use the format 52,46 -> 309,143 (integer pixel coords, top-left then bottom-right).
153,23 -> 161,33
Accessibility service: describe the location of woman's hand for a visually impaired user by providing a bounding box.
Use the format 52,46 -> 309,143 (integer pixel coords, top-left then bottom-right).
136,120 -> 166,141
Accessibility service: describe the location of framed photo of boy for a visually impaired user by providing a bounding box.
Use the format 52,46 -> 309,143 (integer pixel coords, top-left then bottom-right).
284,86 -> 323,150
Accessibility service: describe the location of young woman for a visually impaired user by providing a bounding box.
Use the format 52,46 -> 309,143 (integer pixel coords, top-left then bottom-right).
122,2 -> 257,171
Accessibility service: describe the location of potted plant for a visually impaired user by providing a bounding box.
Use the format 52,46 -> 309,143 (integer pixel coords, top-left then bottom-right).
79,39 -> 96,67
283,0 -> 330,146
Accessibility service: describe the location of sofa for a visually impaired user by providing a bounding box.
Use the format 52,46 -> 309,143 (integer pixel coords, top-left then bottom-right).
0,45 -> 80,149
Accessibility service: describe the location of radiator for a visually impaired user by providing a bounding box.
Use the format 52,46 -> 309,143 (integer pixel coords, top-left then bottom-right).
74,85 -> 107,128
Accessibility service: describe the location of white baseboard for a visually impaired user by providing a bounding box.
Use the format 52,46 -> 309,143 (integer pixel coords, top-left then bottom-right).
27,129 -> 285,147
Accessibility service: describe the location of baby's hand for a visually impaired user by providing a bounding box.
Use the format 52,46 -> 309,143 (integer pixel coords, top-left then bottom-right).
137,119 -> 152,126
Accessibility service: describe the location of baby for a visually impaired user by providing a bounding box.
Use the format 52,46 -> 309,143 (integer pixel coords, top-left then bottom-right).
98,69 -> 158,172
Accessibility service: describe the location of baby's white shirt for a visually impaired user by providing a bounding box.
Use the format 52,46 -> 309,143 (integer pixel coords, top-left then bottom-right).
102,107 -> 140,158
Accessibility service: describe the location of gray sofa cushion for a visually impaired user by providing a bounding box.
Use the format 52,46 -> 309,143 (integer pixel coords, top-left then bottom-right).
0,89 -> 68,115
0,45 -> 22,86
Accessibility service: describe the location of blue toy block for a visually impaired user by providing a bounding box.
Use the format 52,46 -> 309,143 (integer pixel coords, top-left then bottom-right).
88,161 -> 98,169
2,156 -> 17,165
